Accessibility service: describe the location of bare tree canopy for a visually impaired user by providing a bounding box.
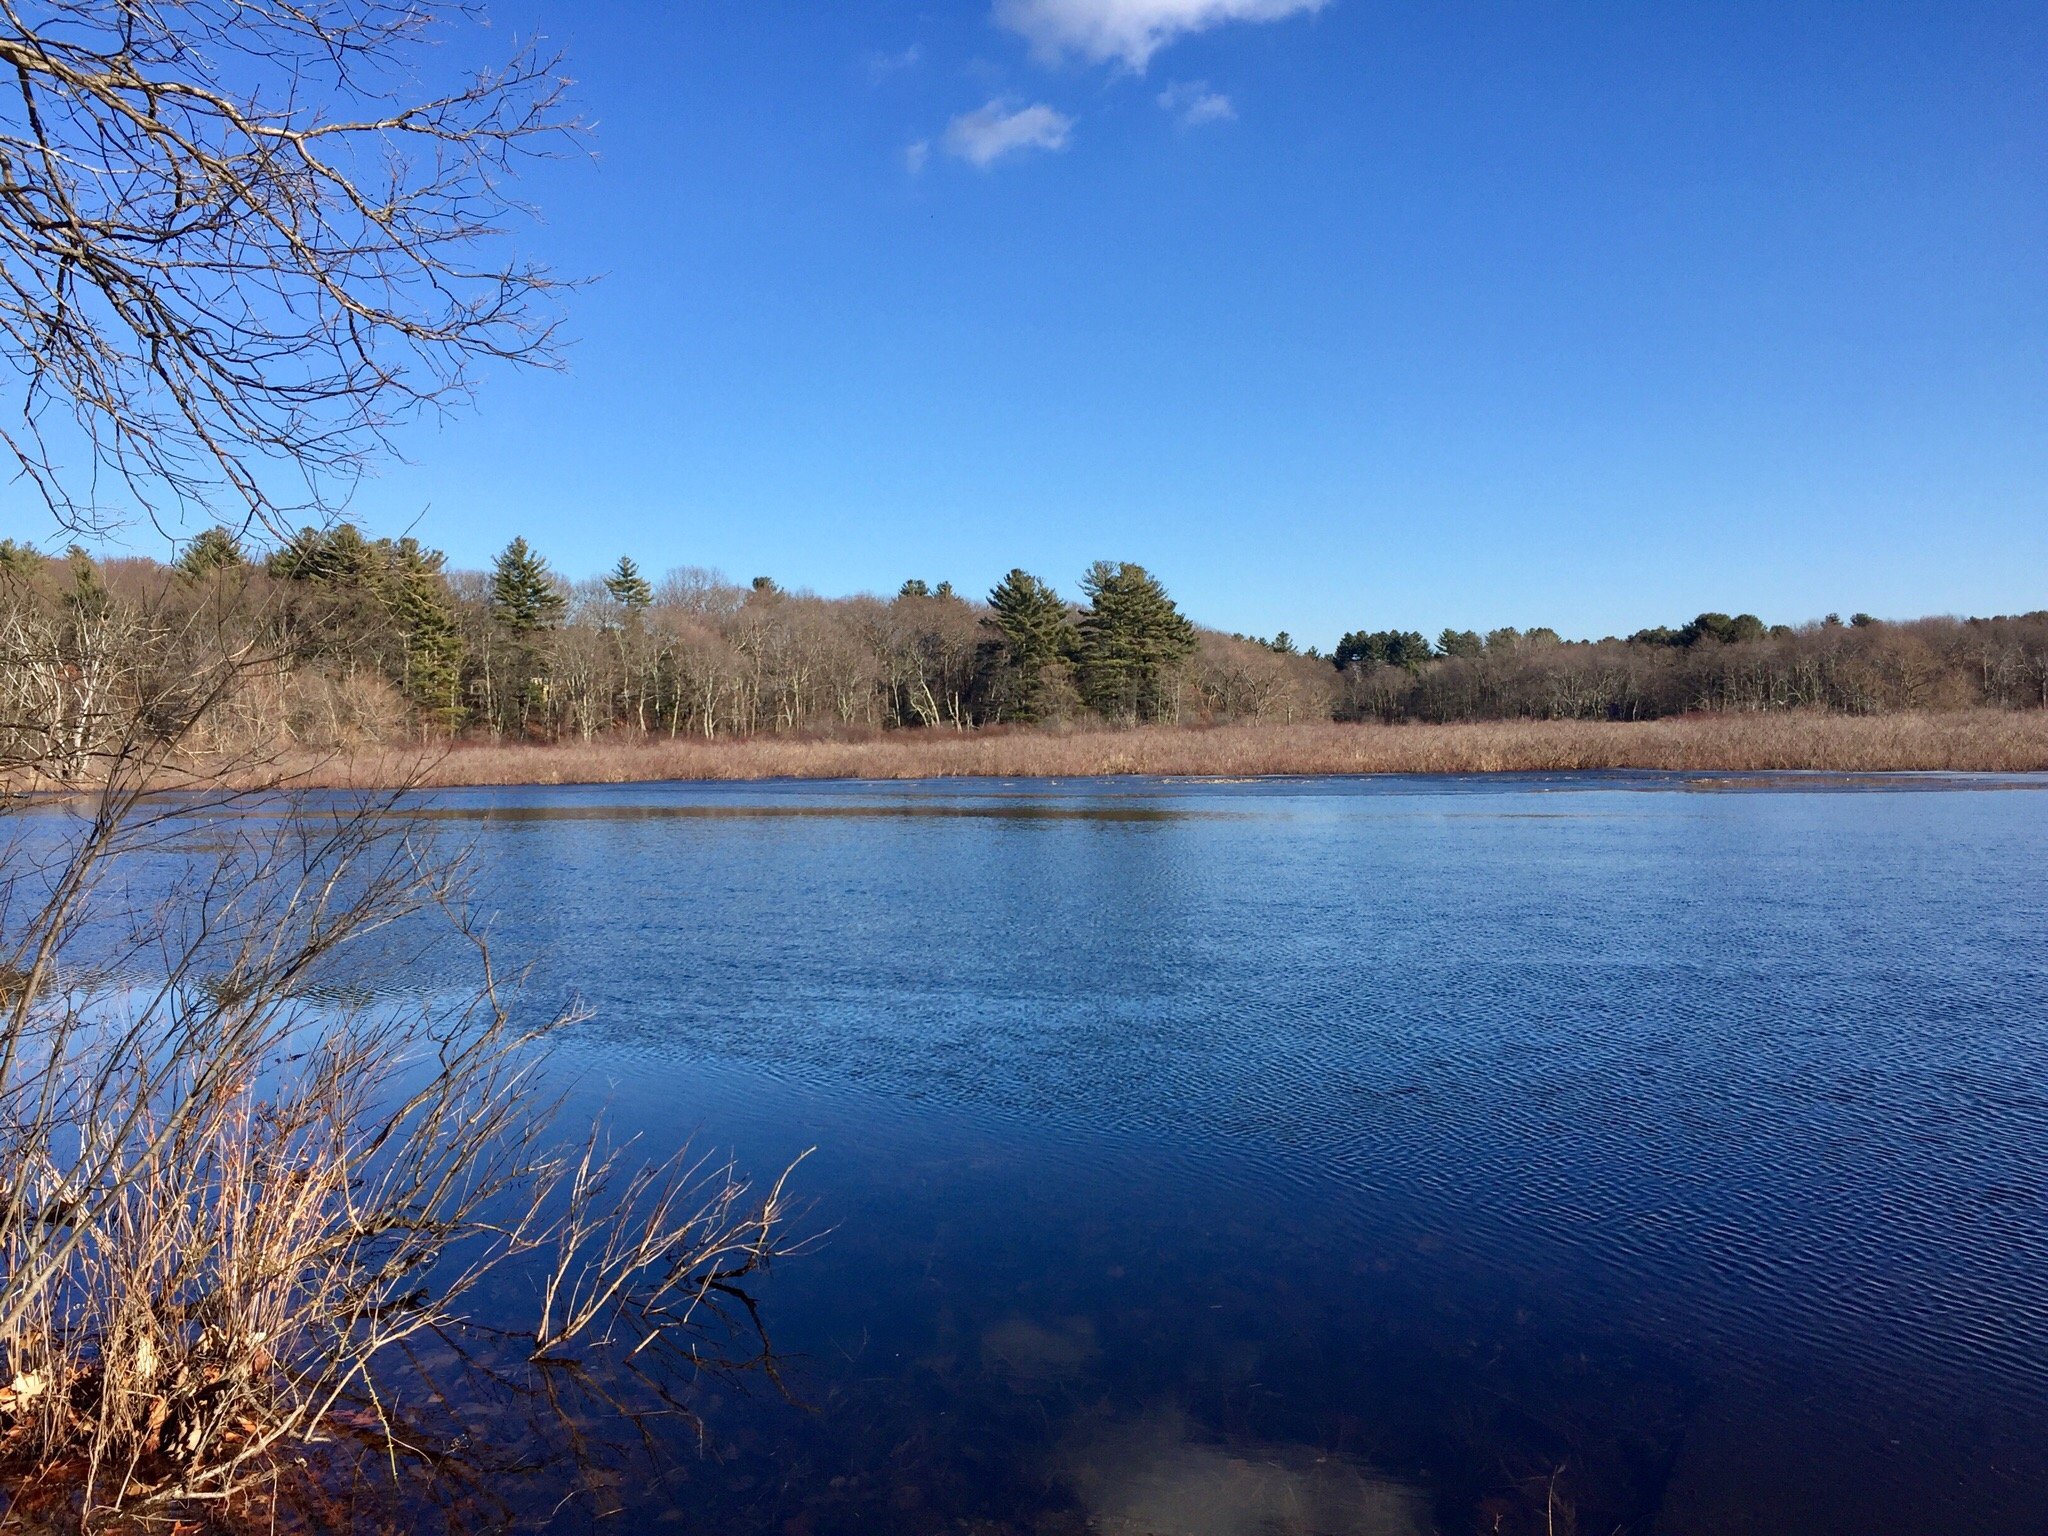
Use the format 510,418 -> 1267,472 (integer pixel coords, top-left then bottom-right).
0,0 -> 572,535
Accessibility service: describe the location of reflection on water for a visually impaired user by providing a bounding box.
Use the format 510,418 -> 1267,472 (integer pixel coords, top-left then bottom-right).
1063,1409 -> 1432,1536
405,799 -> 1234,822
31,772 -> 2048,1533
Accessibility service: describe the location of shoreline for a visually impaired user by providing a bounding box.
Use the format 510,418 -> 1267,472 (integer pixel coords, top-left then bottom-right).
128,712 -> 2048,791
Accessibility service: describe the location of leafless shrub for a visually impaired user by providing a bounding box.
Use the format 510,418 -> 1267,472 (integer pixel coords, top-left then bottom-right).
0,4 -> 789,1523
0,714 -> 800,1528
533,1136 -> 805,1362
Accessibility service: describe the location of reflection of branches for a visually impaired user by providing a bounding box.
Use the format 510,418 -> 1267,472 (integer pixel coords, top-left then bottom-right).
301,1300 -> 806,1535
0,1 -> 575,535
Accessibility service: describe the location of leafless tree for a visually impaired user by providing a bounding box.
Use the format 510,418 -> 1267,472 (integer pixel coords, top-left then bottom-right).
0,0 -> 573,537
0,8 -> 810,1525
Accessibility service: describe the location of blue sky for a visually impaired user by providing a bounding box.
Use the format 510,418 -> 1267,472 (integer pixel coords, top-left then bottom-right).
96,2 -> 2048,644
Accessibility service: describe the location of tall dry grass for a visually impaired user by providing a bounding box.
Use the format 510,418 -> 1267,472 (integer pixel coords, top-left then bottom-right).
245,712 -> 2048,789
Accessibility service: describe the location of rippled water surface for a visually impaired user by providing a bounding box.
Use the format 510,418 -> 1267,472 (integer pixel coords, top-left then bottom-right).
357,776 -> 2048,1530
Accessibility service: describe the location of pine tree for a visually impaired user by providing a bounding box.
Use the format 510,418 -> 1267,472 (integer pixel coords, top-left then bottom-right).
265,523 -> 467,726
266,525 -> 326,581
484,538 -> 563,737
0,539 -> 45,581
988,569 -> 1071,662
1077,561 -> 1196,724
269,522 -> 380,586
1334,629 -> 1433,670
175,525 -> 247,580
897,578 -> 930,599
604,555 -> 653,612
1438,628 -> 1484,659
983,568 -> 1077,723
384,537 -> 465,730
62,548 -> 110,623
489,537 -> 566,635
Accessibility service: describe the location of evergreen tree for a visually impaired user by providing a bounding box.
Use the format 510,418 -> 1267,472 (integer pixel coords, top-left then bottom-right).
0,539 -> 45,581
1077,561 -> 1196,724
484,538 -> 563,737
385,537 -> 465,730
1438,628 -> 1484,659
601,556 -> 654,729
268,525 -> 325,581
1334,629 -> 1433,670
604,555 -> 653,612
984,568 -> 1077,722
987,569 -> 1073,669
264,523 -> 466,725
62,548 -> 109,623
269,522 -> 381,586
489,537 -> 566,634
175,525 -> 247,579
897,578 -> 930,599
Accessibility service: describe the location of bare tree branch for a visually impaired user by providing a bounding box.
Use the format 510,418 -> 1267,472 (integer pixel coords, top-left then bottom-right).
0,0 -> 575,536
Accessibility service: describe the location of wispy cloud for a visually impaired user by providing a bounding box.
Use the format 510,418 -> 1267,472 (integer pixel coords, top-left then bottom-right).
1158,80 -> 1236,125
905,139 -> 932,173
867,43 -> 923,82
995,0 -> 1327,71
942,99 -> 1075,167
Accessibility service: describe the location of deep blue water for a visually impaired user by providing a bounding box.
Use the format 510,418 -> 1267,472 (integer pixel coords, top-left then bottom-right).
379,772 -> 2048,1535
92,772 -> 2048,1533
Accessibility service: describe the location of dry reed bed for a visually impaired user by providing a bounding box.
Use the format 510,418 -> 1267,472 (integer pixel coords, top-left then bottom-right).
241,712 -> 2048,789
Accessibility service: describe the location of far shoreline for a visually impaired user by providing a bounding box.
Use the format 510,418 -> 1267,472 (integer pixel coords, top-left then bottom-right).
80,711 -> 2047,793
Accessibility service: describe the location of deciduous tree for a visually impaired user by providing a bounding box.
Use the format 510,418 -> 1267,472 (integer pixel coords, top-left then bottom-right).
0,0 -> 571,536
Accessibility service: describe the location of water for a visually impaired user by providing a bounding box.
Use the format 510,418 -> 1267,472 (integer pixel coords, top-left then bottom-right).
65,773 -> 2048,1532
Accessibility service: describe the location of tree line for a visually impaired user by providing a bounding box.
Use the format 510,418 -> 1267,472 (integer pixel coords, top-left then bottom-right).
3,527 -> 2043,768
1322,609 -> 2048,722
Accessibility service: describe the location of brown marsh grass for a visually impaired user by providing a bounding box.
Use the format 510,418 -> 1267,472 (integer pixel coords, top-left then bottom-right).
242,711 -> 2048,789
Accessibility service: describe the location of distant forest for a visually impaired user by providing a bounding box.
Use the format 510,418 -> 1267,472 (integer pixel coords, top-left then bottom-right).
2,526 -> 2044,767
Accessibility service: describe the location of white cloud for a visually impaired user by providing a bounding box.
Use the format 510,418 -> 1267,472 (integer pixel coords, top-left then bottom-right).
905,139 -> 931,173
942,100 -> 1075,167
996,0 -> 1327,70
1158,80 -> 1236,125
867,44 -> 923,82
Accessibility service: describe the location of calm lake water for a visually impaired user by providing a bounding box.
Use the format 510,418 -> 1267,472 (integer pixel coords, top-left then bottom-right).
251,775 -> 2048,1531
